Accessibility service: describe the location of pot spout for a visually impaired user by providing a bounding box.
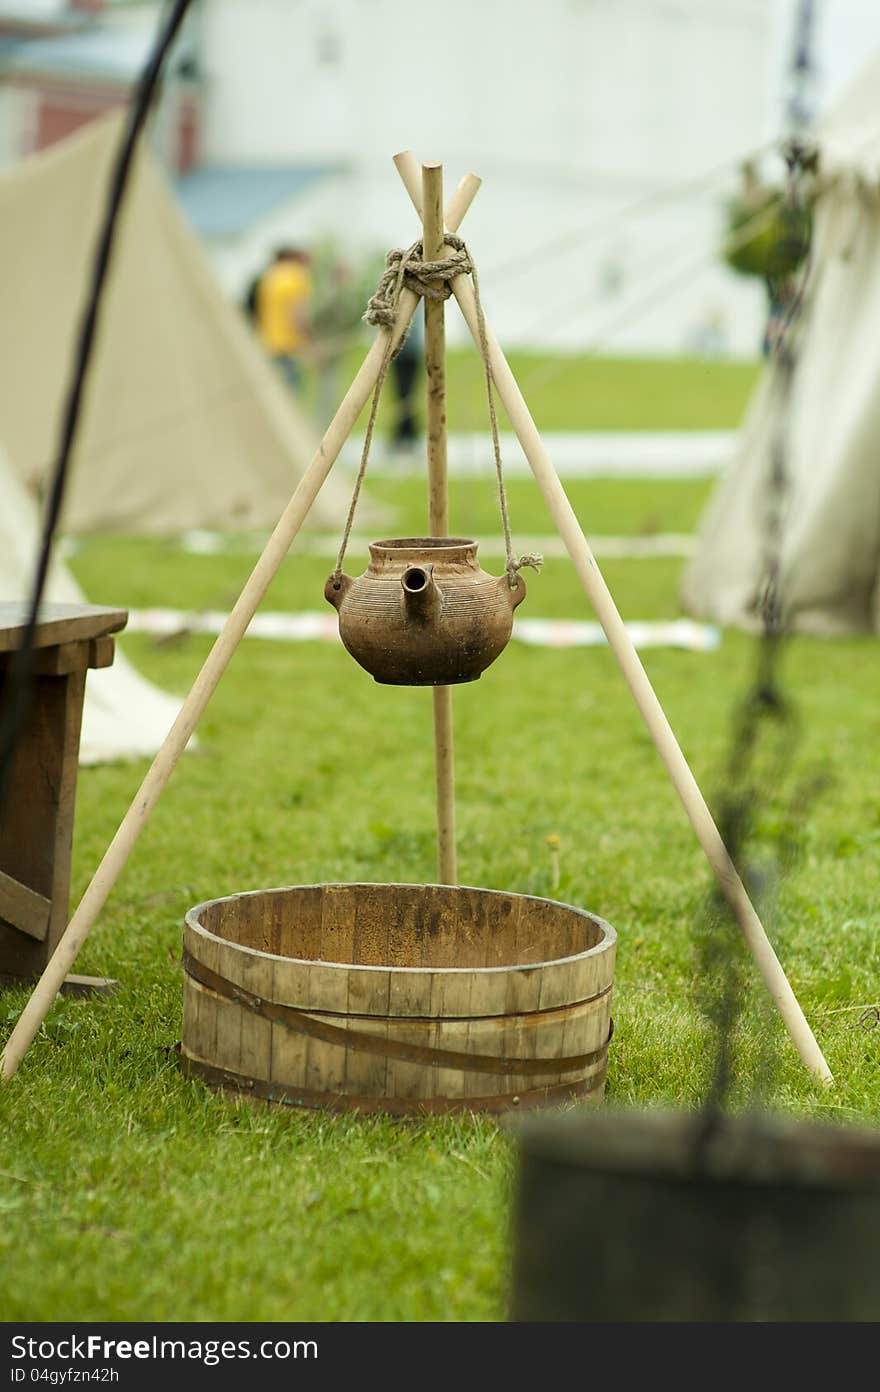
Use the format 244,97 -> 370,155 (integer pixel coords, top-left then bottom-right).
401,564 -> 440,620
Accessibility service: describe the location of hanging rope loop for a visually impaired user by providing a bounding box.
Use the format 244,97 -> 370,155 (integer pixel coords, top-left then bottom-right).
333,236 -> 543,584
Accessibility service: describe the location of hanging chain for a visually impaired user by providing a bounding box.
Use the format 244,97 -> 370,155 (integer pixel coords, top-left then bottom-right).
760,138 -> 815,643
694,139 -> 817,1140
331,237 -> 543,584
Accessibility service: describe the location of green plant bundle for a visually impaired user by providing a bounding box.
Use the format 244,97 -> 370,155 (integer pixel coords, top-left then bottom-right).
724,188 -> 812,281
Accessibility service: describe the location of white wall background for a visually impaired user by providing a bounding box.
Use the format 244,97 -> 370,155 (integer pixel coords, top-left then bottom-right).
769,0 -> 880,130
196,0 -> 880,356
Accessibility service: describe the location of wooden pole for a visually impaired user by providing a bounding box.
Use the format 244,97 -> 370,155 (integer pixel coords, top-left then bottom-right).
392,154 -> 481,245
423,162 -> 449,532
0,299 -> 419,1083
393,153 -> 480,888
421,160 -> 457,886
460,304 -> 831,1082
443,172 -> 482,233
1,163 -> 483,1084
393,156 -> 832,1085
431,692 -> 456,884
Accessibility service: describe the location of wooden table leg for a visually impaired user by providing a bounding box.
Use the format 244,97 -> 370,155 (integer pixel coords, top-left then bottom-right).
0,628 -> 122,994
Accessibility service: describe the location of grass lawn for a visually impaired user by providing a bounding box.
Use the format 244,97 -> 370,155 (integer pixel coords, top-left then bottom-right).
2,421 -> 878,1320
339,349 -> 761,433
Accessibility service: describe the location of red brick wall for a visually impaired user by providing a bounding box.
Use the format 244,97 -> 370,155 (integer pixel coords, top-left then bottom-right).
35,90 -> 122,150
177,96 -> 199,173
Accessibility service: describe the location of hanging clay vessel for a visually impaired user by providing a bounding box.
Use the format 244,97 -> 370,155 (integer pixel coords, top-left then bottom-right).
324,537 -> 525,685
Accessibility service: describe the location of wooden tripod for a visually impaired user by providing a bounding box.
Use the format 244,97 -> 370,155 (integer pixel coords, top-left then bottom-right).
0,153 -> 832,1085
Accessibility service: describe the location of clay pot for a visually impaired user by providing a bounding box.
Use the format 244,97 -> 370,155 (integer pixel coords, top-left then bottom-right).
324,537 -> 525,685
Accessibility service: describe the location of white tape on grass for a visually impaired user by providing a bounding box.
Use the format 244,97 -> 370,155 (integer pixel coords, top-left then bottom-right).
126,608 -> 720,652
338,431 -> 735,478
180,531 -> 697,560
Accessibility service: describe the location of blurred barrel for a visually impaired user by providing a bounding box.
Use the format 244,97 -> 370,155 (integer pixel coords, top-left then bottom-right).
511,1108 -> 880,1321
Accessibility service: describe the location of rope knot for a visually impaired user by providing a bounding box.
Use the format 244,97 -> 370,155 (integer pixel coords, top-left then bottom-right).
363,235 -> 473,333
508,552 -> 544,577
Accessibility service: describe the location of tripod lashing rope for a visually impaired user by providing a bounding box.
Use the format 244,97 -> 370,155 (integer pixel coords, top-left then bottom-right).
332,236 -> 543,585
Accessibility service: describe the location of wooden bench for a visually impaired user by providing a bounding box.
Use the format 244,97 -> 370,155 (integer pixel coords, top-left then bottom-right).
0,602 -> 128,991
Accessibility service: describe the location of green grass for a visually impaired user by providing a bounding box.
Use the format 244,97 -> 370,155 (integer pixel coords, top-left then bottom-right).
2,472 -> 879,1321
364,474 -> 716,539
64,476 -> 716,619
338,349 -> 760,433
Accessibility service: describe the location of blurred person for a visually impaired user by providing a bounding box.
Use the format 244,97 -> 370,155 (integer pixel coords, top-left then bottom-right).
389,301 -> 424,453
687,306 -> 728,358
763,276 -> 797,358
255,246 -> 313,392
310,257 -> 364,426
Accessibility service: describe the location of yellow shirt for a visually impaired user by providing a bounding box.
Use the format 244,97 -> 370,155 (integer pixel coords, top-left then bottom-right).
256,261 -> 311,354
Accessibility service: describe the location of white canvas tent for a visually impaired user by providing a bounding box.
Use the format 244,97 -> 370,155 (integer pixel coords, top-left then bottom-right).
0,113 -> 357,535
0,443 -> 182,764
682,53 -> 880,635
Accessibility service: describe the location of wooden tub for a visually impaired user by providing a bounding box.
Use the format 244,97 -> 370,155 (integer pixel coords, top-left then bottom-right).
180,882 -> 616,1115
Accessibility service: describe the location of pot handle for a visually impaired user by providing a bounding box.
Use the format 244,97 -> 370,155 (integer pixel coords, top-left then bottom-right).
324,572 -> 352,610
502,571 -> 527,611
